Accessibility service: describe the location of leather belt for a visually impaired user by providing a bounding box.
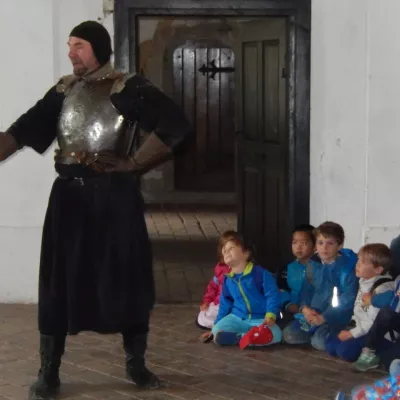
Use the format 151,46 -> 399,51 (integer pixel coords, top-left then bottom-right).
54,149 -> 119,172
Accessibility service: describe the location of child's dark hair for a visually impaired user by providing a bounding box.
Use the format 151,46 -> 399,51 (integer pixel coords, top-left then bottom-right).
314,221 -> 345,245
293,224 -> 316,244
217,230 -> 254,262
359,243 -> 392,274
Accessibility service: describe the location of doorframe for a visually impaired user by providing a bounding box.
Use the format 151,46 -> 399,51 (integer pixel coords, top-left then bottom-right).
114,0 -> 311,233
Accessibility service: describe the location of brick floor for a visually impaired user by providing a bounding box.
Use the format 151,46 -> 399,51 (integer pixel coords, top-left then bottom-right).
146,205 -> 237,304
0,304 -> 385,399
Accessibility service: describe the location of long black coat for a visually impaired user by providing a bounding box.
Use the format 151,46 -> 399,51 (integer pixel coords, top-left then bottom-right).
7,66 -> 191,335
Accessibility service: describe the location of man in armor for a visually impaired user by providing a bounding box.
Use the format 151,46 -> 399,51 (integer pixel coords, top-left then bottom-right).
0,21 -> 191,400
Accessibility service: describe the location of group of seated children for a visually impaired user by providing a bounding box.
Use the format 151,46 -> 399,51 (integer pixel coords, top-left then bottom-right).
196,223 -> 400,396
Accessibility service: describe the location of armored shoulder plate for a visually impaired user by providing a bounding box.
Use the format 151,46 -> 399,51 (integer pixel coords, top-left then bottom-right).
110,72 -> 137,95
55,74 -> 79,95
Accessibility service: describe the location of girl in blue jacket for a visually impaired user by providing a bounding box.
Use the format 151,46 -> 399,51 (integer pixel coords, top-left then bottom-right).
209,231 -> 282,346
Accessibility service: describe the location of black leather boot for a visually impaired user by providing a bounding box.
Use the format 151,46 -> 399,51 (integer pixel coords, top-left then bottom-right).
122,333 -> 160,389
28,334 -> 65,400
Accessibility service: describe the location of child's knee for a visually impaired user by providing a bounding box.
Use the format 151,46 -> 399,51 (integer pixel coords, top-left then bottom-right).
211,314 -> 243,336
311,335 -> 326,351
335,342 -> 360,362
283,323 -> 309,344
311,331 -> 328,351
282,326 -> 295,343
325,336 -> 341,357
310,325 -> 331,351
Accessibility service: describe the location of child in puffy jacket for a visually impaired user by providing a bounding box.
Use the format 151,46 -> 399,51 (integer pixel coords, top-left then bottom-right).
196,232 -> 231,329
201,231 -> 282,347
354,273 -> 400,372
197,262 -> 230,329
277,224 -> 315,327
326,243 -> 395,363
283,221 -> 359,351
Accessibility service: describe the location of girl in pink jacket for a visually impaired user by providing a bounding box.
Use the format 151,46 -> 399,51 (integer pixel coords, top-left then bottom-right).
196,233 -> 232,329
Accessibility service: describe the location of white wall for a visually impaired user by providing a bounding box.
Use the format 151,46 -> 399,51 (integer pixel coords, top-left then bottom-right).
0,0 -> 108,302
0,0 -> 55,302
2,0 -> 400,302
310,0 -> 400,250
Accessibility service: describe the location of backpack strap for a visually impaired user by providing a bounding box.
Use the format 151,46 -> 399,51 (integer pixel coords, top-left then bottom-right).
370,277 -> 393,294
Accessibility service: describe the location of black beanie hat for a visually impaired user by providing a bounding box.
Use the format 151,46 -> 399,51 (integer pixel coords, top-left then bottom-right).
70,21 -> 112,66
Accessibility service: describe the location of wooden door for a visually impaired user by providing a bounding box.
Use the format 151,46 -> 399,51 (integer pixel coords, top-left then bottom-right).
236,18 -> 288,270
173,46 -> 235,192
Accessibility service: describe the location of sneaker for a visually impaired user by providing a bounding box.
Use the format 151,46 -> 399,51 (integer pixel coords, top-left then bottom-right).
354,349 -> 380,372
214,331 -> 240,346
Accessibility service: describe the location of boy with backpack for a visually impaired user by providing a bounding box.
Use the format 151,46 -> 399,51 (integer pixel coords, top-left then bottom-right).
353,272 -> 400,371
325,243 -> 395,362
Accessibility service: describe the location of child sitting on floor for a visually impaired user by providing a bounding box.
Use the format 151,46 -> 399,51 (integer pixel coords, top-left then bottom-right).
278,224 -> 315,327
196,232 -> 231,329
354,273 -> 400,372
325,243 -> 395,364
200,231 -> 282,347
283,221 -> 358,351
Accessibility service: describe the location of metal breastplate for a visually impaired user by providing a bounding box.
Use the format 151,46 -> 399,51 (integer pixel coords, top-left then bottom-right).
57,79 -> 126,153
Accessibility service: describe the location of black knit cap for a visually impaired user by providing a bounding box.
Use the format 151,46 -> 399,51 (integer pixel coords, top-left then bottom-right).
70,21 -> 112,66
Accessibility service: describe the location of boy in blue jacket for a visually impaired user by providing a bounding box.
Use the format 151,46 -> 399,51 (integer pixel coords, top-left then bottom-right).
278,224 -> 316,325
283,221 -> 358,351
204,231 -> 282,347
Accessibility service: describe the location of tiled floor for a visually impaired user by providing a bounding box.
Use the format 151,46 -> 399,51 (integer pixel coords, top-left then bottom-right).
0,304 -> 385,400
0,206 -> 388,399
146,205 -> 237,303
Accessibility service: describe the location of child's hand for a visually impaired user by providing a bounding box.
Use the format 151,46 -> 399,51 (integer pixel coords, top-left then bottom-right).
200,303 -> 209,312
263,318 -> 276,327
308,313 -> 325,326
302,306 -> 318,322
287,304 -> 299,313
338,330 -> 353,341
362,293 -> 372,307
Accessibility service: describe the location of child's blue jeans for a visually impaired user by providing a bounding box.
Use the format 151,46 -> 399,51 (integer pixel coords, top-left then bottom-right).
212,314 -> 282,345
282,319 -> 331,351
326,335 -> 394,362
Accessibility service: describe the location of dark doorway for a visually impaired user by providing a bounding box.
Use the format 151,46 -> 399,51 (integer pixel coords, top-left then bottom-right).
114,0 -> 311,270
236,18 -> 288,268
173,46 -> 235,192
